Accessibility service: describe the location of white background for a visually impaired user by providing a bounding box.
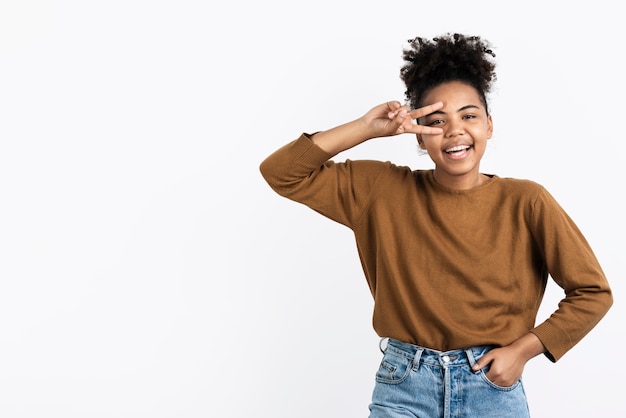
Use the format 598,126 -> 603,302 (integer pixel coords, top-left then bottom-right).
1,1 -> 623,417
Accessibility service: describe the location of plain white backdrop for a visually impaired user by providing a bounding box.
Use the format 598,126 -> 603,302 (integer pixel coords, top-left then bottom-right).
1,1 -> 623,417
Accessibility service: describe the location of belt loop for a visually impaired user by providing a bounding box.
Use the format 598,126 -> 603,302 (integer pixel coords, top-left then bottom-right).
465,347 -> 478,368
412,347 -> 424,371
379,337 -> 389,354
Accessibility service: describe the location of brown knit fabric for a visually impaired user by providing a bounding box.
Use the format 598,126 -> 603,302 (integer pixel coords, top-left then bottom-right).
260,134 -> 612,362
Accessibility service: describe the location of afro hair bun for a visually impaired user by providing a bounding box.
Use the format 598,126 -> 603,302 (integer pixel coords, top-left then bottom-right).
400,33 -> 497,112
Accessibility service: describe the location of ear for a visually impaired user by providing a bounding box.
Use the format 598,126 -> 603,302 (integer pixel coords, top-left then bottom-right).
486,114 -> 494,139
416,134 -> 426,150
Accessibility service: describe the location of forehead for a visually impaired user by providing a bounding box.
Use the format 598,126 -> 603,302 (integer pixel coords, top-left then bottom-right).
421,81 -> 484,108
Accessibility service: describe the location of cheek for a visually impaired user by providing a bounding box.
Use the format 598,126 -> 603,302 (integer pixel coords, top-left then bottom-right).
470,125 -> 491,141
421,140 -> 440,153
472,141 -> 489,158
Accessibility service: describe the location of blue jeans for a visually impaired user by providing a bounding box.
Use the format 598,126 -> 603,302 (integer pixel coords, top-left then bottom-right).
369,339 -> 530,418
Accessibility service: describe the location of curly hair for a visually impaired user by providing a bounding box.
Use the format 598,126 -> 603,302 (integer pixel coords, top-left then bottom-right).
400,33 -> 497,114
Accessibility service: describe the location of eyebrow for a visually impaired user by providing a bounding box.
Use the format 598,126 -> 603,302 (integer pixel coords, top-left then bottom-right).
426,104 -> 481,117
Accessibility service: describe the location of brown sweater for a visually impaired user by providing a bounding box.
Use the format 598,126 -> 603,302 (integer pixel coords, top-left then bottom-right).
260,134 -> 612,361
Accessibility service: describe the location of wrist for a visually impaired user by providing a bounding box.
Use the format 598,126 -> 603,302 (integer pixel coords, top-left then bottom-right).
511,333 -> 546,361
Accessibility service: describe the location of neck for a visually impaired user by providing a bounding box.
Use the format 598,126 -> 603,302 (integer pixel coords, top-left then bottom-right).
433,170 -> 488,190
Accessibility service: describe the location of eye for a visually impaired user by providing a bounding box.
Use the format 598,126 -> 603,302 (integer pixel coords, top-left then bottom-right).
427,119 -> 444,126
462,114 -> 477,120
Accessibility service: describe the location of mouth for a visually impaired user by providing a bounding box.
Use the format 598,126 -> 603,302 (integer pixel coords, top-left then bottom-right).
444,144 -> 472,158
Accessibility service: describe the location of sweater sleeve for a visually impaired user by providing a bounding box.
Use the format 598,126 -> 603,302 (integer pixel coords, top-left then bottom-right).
259,134 -> 393,228
529,187 -> 613,362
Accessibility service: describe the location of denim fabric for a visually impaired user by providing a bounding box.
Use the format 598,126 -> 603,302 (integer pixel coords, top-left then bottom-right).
369,339 -> 530,418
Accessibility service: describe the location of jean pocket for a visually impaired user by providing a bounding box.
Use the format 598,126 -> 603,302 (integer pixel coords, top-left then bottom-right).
375,350 -> 412,384
478,370 -> 521,392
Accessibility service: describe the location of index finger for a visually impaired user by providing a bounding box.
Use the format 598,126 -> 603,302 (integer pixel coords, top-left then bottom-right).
407,102 -> 444,135
408,101 -> 443,120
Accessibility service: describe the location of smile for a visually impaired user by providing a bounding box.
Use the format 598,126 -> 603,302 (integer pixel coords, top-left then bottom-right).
444,144 -> 472,158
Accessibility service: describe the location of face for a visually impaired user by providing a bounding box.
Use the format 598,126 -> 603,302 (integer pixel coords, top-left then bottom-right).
417,81 -> 493,190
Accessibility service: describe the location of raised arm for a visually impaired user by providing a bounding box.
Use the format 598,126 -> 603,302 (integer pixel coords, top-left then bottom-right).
260,100 -> 444,227
311,101 -> 444,155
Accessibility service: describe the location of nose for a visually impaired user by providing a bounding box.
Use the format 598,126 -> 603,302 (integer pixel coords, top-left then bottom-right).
445,118 -> 464,138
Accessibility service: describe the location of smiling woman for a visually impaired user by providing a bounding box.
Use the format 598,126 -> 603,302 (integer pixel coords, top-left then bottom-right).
259,33 -> 613,418
416,81 -> 493,189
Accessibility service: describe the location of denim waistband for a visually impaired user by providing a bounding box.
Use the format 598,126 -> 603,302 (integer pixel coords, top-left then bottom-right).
382,338 -> 494,368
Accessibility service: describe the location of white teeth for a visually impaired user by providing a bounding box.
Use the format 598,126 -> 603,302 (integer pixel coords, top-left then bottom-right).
446,145 -> 470,153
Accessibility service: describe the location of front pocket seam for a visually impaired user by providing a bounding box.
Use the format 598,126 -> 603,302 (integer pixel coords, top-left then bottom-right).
478,371 -> 520,392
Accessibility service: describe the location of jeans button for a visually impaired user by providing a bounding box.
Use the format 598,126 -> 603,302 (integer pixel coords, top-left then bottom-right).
442,355 -> 450,363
